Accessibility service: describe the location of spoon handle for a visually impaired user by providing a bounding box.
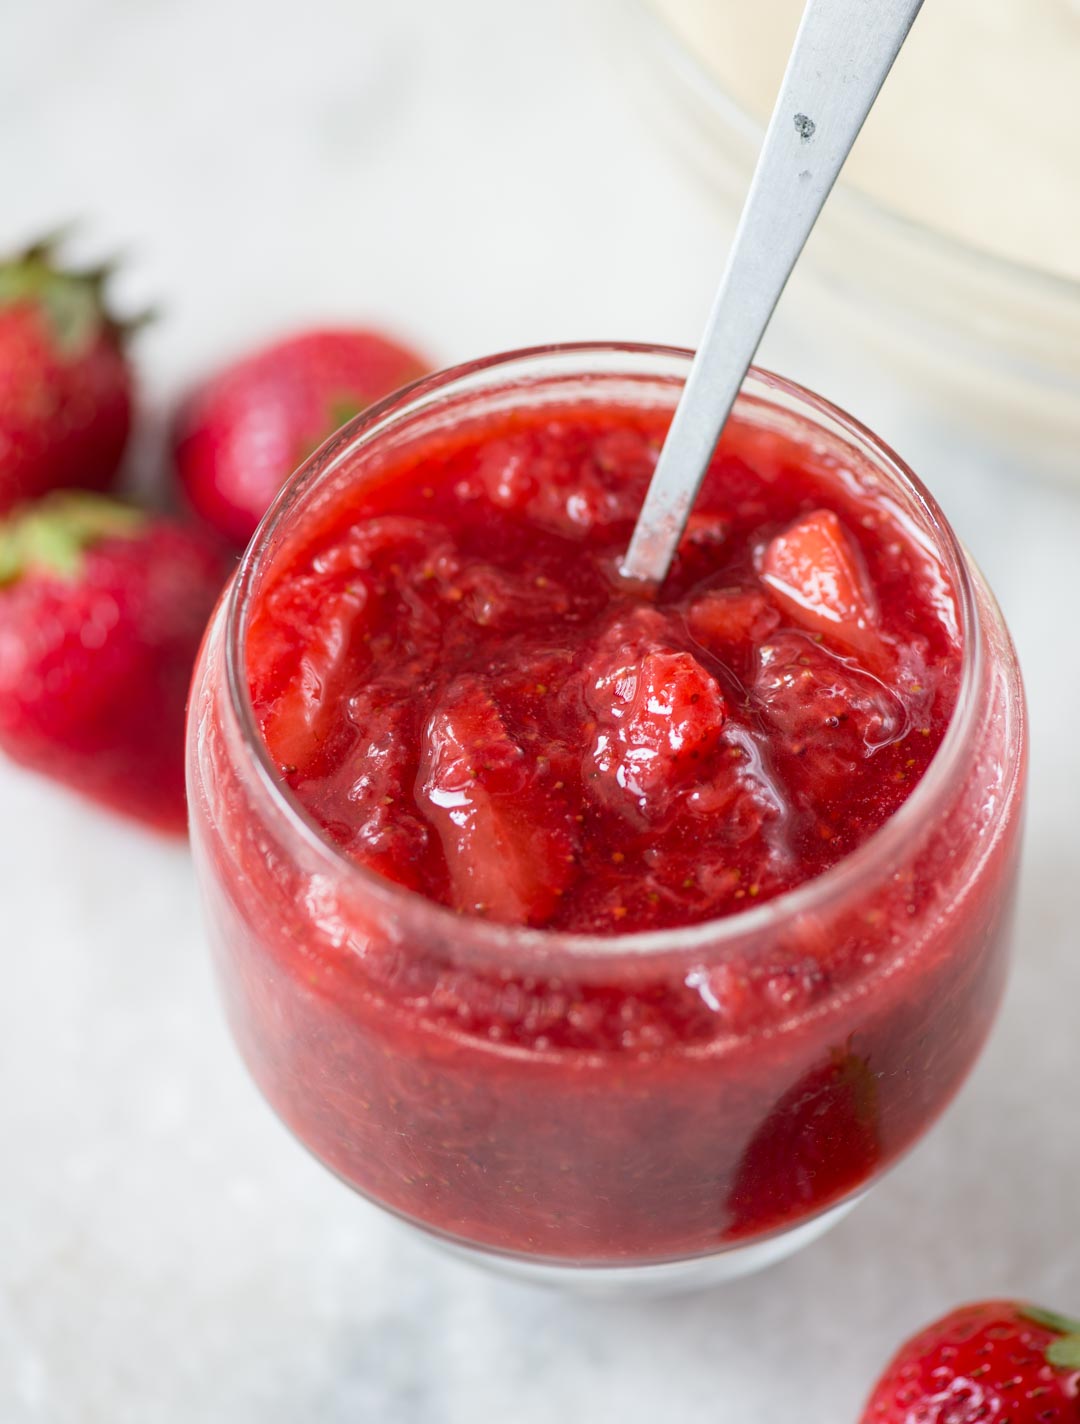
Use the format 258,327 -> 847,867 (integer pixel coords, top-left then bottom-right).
621,0 -> 925,586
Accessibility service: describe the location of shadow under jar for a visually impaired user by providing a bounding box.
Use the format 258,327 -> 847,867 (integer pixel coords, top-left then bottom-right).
186,345 -> 1026,1295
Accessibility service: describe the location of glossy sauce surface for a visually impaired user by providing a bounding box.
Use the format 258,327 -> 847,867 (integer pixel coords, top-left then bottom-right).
247,402 -> 961,933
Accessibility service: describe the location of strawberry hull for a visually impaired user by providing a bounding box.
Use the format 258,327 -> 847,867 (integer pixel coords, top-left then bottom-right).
187,349 -> 1026,1278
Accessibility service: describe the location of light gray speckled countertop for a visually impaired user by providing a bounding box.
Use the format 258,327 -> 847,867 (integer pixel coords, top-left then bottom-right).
3,3 -> 1077,1420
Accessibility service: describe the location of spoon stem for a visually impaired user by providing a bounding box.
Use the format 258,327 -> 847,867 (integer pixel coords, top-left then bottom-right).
620,0 -> 925,587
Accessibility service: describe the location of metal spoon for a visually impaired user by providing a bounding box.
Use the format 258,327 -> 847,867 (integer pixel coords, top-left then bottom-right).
620,0 -> 925,587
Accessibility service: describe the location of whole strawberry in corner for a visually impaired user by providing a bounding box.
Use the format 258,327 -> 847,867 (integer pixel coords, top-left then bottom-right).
860,1300 -> 1080,1423
0,492 -> 231,832
173,328 -> 430,547
0,236 -> 135,512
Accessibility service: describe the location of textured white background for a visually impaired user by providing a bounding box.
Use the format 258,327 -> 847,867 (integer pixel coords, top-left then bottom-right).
2,2 -> 1078,1421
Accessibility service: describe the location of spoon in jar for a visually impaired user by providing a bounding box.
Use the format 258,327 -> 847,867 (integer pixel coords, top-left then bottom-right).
620,0 -> 925,587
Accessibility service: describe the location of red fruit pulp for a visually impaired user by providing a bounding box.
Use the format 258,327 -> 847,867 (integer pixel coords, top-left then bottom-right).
189,386 -> 1024,1265
246,404 -> 959,930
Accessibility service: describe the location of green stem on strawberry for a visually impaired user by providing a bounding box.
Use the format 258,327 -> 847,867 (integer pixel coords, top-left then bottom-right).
0,233 -> 153,351
1021,1306 -> 1080,1369
0,493 -> 144,586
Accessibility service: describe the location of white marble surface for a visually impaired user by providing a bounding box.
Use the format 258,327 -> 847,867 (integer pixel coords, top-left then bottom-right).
2,2 -> 1078,1421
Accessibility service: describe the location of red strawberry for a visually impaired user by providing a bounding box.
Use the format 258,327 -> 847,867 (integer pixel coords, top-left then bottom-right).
760,508 -> 888,668
173,328 -> 430,547
0,492 -> 230,831
0,237 -> 134,512
860,1301 -> 1080,1423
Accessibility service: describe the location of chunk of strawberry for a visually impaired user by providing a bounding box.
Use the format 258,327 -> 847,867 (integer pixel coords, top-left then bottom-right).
311,516 -> 455,579
760,509 -> 887,667
336,690 -> 429,889
679,511 -> 730,553
417,677 -> 578,925
726,1044 -> 881,1238
584,616 -> 728,820
455,561 -> 573,630
754,633 -> 904,795
474,427 -> 649,539
686,587 -> 780,655
255,579 -> 368,773
668,511 -> 733,583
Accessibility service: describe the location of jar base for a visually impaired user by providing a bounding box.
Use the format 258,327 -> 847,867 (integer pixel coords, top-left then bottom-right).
424,1195 -> 864,1299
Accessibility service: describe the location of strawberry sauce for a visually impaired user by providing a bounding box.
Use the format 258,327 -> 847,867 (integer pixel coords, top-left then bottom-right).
189,363 -> 1025,1268
246,405 -> 958,932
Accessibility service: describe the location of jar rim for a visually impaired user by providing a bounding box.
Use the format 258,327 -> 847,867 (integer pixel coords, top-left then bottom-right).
221,341 -> 990,963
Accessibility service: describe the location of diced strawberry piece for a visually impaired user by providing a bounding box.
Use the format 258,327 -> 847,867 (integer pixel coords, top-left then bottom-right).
683,725 -> 790,842
417,677 -> 578,925
474,427 -> 649,538
584,616 -> 728,819
686,587 -> 780,652
760,509 -> 887,666
256,580 -> 368,772
681,510 -> 731,550
726,1045 -> 881,1237
754,632 -> 904,795
311,516 -> 456,579
335,691 -> 429,889
686,948 -> 831,1036
455,562 -> 573,629
668,511 -> 735,583
589,425 -> 658,479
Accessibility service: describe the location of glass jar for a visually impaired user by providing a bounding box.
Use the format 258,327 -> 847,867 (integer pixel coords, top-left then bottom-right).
186,345 -> 1026,1295
632,1 -> 1080,480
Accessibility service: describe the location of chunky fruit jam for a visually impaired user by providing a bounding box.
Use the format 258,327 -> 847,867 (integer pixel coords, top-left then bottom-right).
246,405 -> 959,932
189,380 -> 1024,1267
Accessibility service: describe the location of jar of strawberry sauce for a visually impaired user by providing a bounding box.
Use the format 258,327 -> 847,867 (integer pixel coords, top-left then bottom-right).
186,345 -> 1026,1293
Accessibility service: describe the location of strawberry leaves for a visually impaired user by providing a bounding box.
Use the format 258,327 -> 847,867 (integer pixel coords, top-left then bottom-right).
0,493 -> 144,586
0,237 -> 124,354
1021,1306 -> 1080,1369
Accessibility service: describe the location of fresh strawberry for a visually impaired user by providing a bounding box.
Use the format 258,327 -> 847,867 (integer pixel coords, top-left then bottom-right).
0,492 -> 230,831
0,237 -> 134,512
416,677 -> 578,924
860,1300 -> 1080,1424
173,328 -> 430,547
760,508 -> 888,667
